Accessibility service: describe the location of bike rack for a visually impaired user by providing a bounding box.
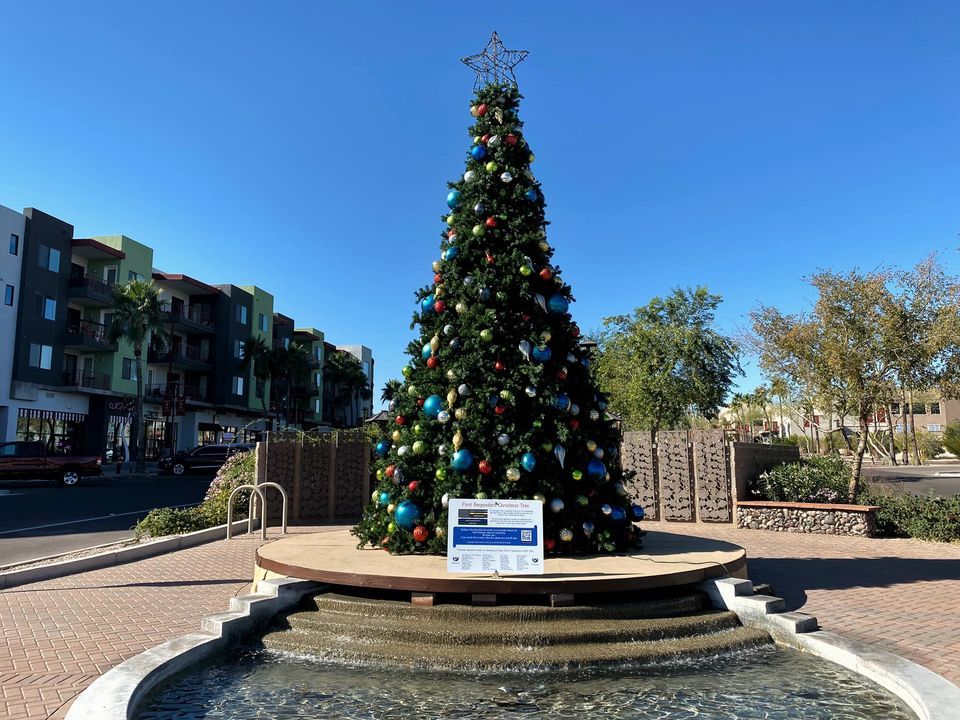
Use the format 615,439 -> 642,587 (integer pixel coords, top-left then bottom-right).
226,482 -> 288,540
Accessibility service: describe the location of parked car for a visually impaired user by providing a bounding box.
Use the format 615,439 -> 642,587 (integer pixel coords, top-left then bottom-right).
0,441 -> 103,486
158,443 -> 253,476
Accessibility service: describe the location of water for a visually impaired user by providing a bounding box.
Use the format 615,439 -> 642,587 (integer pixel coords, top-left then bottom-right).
135,644 -> 916,719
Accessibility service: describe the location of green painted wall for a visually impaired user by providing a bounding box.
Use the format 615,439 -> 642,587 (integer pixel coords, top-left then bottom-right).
88,236 -> 154,395
241,285 -> 274,411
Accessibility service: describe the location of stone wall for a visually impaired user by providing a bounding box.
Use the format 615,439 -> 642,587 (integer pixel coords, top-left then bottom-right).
736,500 -> 878,537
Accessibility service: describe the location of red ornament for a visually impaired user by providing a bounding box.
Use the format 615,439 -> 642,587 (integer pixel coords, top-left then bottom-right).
570,324 -> 581,338
494,405 -> 507,415
505,134 -> 518,145
408,480 -> 419,492
385,465 -> 395,477
494,360 -> 506,372
476,103 -> 488,116
485,251 -> 495,265
569,419 -> 580,429
521,312 -> 531,322
417,397 -> 425,407
412,525 -> 429,542
485,216 -> 497,228
434,273 -> 442,284
434,300 -> 446,313
395,416 -> 406,426
539,268 -> 553,281
478,460 -> 493,475
555,368 -> 568,381
481,133 -> 491,144
545,538 -> 556,552
426,356 -> 439,369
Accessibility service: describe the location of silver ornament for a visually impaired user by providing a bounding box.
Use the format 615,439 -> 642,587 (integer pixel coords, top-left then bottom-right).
443,324 -> 455,336
569,404 -> 580,416
458,384 -> 471,396
488,134 -> 501,147
463,275 -> 474,286
534,294 -> 547,313
594,448 -> 604,459
500,171 -> 513,182
601,503 -> 613,516
437,410 -> 451,423
394,468 -> 406,484
554,445 -> 566,468
397,445 -> 410,456
550,498 -> 565,513
441,493 -> 450,507
518,340 -> 532,360
582,521 -> 594,536
525,386 -> 537,398
438,443 -> 450,456
463,170 -> 476,182
497,433 -> 510,446
589,409 -> 600,421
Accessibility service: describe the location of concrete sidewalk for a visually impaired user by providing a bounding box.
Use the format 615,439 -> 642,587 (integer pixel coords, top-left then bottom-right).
2,522 -> 959,719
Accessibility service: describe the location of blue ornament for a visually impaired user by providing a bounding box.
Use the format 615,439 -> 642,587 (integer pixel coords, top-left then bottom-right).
442,246 -> 459,261
587,459 -> 607,480
611,507 -> 626,522
451,448 -> 474,472
421,343 -> 432,360
532,346 -> 552,363
420,294 -> 435,315
524,188 -> 538,201
446,190 -> 462,209
474,202 -> 486,216
449,337 -> 462,350
521,452 -> 537,472
546,294 -> 569,314
394,500 -> 424,531
422,395 -> 443,418
470,145 -> 487,160
479,287 -> 491,301
553,393 -> 571,411
375,440 -> 390,457
378,491 -> 390,505
631,504 -> 646,521
488,394 -> 499,406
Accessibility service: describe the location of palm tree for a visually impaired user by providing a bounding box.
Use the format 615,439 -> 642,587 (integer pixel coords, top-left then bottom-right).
108,279 -> 168,472
325,350 -> 368,427
239,335 -> 271,416
380,379 -> 402,405
270,342 -> 313,426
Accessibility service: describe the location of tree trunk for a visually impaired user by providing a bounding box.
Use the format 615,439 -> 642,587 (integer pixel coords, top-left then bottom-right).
900,387 -> 911,465
777,397 -> 785,438
849,415 -> 869,501
908,389 -> 922,465
886,403 -> 897,466
134,350 -> 146,473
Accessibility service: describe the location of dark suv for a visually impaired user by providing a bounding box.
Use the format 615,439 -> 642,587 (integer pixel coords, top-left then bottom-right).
158,444 -> 253,476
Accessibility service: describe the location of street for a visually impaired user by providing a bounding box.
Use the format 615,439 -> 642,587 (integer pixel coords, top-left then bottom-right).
0,472 -> 215,566
863,463 -> 960,497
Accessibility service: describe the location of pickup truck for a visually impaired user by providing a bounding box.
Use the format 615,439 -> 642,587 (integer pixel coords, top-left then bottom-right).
0,441 -> 103,486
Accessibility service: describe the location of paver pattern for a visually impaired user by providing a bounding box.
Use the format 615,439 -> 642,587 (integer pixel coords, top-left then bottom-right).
1,522 -> 958,719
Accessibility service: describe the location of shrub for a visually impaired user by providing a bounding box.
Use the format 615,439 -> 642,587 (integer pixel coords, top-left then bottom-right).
916,430 -> 944,461
942,422 -> 960,457
749,455 -> 849,503
860,490 -> 960,543
134,449 -> 256,538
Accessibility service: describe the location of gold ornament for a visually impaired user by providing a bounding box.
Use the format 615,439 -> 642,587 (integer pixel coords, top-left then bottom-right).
494,108 -> 504,123
447,389 -> 458,406
430,335 -> 440,352
433,260 -> 441,272
455,407 -> 467,420
453,430 -> 464,448
392,430 -> 401,442
455,302 -> 467,314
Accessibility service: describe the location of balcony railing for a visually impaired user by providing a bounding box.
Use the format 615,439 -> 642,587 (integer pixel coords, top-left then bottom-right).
62,370 -> 113,391
64,319 -> 115,347
68,276 -> 116,301
161,302 -> 215,331
148,344 -> 213,366
145,382 -> 210,403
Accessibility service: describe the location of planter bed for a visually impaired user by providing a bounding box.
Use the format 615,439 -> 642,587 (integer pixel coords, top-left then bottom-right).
736,500 -> 879,537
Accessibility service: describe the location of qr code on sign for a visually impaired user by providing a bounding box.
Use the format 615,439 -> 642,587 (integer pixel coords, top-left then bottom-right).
521,530 -> 532,542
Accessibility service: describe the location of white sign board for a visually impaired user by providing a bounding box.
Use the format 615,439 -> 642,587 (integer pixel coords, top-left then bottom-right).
447,498 -> 544,575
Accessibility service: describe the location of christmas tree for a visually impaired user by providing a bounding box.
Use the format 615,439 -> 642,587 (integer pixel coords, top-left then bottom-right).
353,33 -> 643,555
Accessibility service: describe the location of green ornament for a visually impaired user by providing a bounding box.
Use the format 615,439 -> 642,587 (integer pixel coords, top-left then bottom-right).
572,469 -> 583,481
519,264 -> 533,277
414,423 -> 423,435
376,469 -> 384,480
402,366 -> 413,378
480,329 -> 494,342
388,521 -> 396,533
407,385 -> 418,396
542,441 -> 553,452
499,389 -> 514,402
576,495 -> 589,506
435,467 -> 447,480
485,161 -> 498,172
412,440 -> 427,455
473,224 -> 486,237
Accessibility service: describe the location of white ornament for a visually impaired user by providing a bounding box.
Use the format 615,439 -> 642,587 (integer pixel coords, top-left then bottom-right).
458,384 -> 471,396
443,324 -> 455,336
554,445 -> 566,468
500,172 -> 513,182
488,134 -> 501,147
497,433 -> 510,446
463,170 -> 476,182
397,445 -> 410,456
441,493 -> 450,508
437,410 -> 451,423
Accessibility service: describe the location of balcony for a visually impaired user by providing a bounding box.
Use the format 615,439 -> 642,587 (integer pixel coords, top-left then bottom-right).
161,302 -> 216,335
145,382 -> 211,404
63,319 -> 116,353
62,370 -> 113,393
148,344 -> 213,371
68,276 -> 115,306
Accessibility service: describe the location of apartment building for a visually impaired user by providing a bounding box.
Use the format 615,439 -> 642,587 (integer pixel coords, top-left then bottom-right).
1,204 -> 375,457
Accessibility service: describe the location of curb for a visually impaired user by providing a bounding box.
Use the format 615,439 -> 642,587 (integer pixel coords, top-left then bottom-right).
695,577 -> 960,720
0,519 -> 261,590
64,577 -> 321,720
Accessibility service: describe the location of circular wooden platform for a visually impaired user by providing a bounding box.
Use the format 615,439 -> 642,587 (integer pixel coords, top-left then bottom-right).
255,529 -> 747,596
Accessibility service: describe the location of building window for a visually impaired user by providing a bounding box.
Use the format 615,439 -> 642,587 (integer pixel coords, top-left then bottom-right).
104,266 -> 118,284
912,403 -> 926,415
891,402 -> 900,415
258,313 -> 267,332
128,270 -> 144,282
315,373 -> 322,388
233,376 -> 244,395
928,424 -> 943,432
930,402 -> 941,415
34,294 -> 56,320
234,339 -> 245,358
236,305 -> 248,325
283,337 -> 290,349
9,234 -> 18,255
28,343 -> 53,370
314,398 -> 320,413
3,285 -> 12,306
38,245 -> 61,272
122,358 -> 138,381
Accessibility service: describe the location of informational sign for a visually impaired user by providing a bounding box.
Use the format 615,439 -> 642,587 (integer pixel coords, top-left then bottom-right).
447,498 -> 544,575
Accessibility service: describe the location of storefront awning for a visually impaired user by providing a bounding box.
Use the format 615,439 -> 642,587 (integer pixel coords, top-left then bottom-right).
18,408 -> 86,423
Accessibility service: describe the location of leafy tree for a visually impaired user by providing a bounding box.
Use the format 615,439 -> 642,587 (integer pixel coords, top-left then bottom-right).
381,379 -> 403,405
270,342 -> 313,426
108,279 -> 168,472
594,287 -> 741,433
943,422 -> 960,458
325,350 -> 369,427
750,270 -> 897,499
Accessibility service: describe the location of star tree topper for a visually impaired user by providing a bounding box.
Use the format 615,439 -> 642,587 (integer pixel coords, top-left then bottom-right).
461,31 -> 529,89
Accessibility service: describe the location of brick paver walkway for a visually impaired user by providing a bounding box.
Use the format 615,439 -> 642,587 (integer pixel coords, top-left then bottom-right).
1,522 -> 958,719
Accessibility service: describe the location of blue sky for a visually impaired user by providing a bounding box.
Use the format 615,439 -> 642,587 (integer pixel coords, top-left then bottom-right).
2,1 -> 958,405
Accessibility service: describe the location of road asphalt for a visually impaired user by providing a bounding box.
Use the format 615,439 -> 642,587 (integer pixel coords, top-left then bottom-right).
0,472 -> 215,566
863,463 -> 960,497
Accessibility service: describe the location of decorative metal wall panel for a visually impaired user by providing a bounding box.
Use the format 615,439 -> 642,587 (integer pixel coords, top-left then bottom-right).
657,431 -> 695,521
299,436 -> 332,519
334,430 -> 367,518
264,441 -> 297,521
691,429 -> 732,522
620,431 -> 659,521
